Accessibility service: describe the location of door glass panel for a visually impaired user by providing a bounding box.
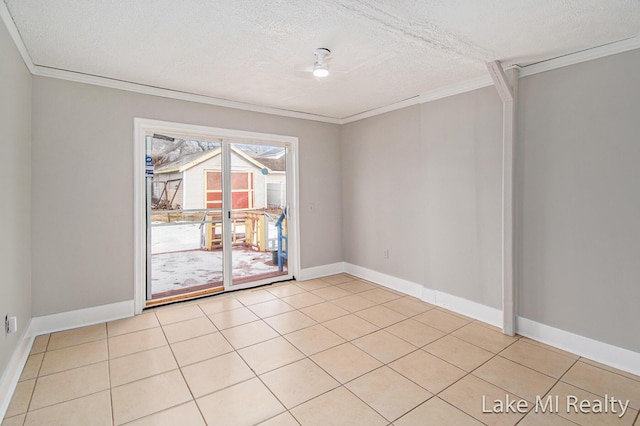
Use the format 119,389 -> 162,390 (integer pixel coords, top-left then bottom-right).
229,143 -> 289,286
145,133 -> 293,304
146,135 -> 224,300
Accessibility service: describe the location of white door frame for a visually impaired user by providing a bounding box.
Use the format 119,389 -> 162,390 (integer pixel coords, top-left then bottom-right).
133,118 -> 300,314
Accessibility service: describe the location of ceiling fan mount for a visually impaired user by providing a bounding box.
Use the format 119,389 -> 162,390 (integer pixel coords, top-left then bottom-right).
314,48 -> 331,62
312,48 -> 331,77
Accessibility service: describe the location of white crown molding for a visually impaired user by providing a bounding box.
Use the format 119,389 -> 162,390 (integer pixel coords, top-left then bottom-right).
339,96 -> 422,124
339,75 -> 494,125
3,3 -> 639,125
520,36 -> 640,78
32,66 -> 342,124
419,75 -> 494,104
340,38 -> 640,124
0,1 -> 35,73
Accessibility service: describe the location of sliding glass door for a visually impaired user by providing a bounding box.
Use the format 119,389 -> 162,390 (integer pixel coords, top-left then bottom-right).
228,142 -> 289,289
143,131 -> 293,305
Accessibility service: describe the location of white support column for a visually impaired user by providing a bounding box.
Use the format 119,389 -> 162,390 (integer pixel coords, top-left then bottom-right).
487,61 -> 518,336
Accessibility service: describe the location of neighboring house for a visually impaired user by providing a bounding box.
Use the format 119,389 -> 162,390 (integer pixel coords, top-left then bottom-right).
153,145 -> 285,210
255,155 -> 287,209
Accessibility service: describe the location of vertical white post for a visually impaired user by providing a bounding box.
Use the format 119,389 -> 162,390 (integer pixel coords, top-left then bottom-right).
487,61 -> 518,336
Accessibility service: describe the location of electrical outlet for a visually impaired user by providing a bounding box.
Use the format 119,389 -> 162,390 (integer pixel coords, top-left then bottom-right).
383,249 -> 390,259
5,315 -> 17,334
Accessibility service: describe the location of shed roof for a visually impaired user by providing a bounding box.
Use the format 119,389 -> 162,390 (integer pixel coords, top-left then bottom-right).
155,146 -> 279,174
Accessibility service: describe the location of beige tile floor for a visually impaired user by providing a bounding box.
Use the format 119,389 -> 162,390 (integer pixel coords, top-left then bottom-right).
3,274 -> 640,426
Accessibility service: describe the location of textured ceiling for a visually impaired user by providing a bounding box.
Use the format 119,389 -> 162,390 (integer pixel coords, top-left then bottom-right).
5,0 -> 640,119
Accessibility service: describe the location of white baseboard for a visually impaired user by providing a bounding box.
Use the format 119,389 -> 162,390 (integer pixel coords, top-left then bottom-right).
344,263 -> 423,298
342,263 -> 500,325
423,289 -> 503,328
517,317 -> 640,377
298,262 -> 345,281
1,300 -> 134,419
29,300 -> 135,337
336,262 -> 640,376
0,321 -> 34,421
4,261 -> 637,422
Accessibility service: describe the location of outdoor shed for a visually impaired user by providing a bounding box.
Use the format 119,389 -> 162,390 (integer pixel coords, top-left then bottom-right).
153,145 -> 284,210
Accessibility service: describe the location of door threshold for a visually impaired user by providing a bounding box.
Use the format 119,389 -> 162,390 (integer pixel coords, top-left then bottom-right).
145,286 -> 224,308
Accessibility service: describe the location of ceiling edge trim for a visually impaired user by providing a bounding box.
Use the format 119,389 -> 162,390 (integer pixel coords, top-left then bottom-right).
339,75 -> 495,124
341,37 -> 640,124
0,1 -> 35,73
32,66 -> 342,124
520,36 -> 640,78
4,1 -> 638,126
420,75 -> 495,104
339,96 -> 422,124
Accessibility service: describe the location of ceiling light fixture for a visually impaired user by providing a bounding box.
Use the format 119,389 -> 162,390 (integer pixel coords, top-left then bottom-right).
312,48 -> 331,77
313,64 -> 329,77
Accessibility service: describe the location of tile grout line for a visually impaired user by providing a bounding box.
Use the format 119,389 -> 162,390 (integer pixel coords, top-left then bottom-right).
199,303 -> 293,425
283,282 -> 492,424
26,328 -> 109,418
197,306 -> 262,405
269,278 -> 503,421
17,327 -> 111,420
110,310 -> 198,425
555,358 -> 640,415
19,342 -> 45,423
10,275 -> 638,425
106,322 -> 116,426
122,287 -> 523,425
509,356 -> 584,426
257,289 -> 418,423
489,353 -> 564,382
9,334 -> 43,423
27,346 -> 110,380
18,389 -> 113,422
429,336 -> 523,424
166,304 -> 209,425
283,286 -> 437,422
6,281 -> 401,422
576,357 -> 640,384
341,363 -> 432,424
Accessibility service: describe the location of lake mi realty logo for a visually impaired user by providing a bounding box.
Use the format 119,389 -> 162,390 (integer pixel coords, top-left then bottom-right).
482,394 -> 631,418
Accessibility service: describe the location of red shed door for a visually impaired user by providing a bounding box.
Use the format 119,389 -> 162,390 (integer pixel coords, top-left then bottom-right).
205,171 -> 254,209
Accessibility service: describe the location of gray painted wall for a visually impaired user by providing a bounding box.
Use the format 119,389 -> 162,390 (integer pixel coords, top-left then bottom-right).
421,87 -> 503,309
517,49 -> 640,352
4,15 -> 639,371
341,87 -> 503,310
31,77 -> 342,316
341,49 -> 640,354
0,20 -> 32,374
341,106 -> 425,285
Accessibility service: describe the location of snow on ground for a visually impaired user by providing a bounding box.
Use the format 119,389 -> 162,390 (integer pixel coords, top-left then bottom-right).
151,222 -> 201,254
151,223 -> 283,295
152,251 -> 222,293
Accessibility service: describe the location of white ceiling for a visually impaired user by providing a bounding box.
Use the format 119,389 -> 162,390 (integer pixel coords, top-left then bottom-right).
4,0 -> 640,119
